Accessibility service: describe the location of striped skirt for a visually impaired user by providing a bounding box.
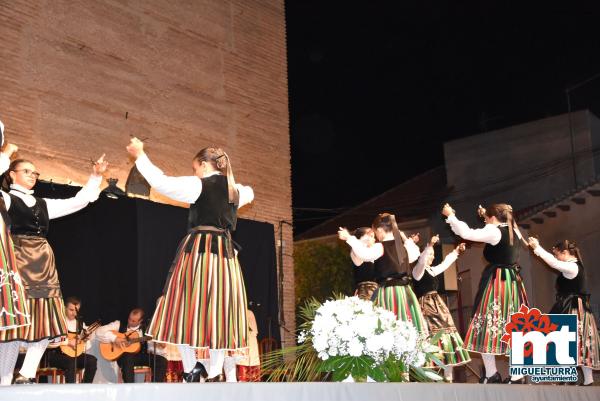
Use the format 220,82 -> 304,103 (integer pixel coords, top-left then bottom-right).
0,296 -> 67,342
562,298 -> 600,369
419,291 -> 470,366
0,218 -> 30,332
374,284 -> 428,335
464,265 -> 528,355
147,232 -> 248,350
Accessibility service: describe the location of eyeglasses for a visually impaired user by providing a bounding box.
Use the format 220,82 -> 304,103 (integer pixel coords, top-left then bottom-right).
13,169 -> 40,178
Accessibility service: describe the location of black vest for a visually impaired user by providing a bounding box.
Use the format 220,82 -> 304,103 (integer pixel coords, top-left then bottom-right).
374,240 -> 409,283
482,225 -> 519,265
353,261 -> 375,285
413,269 -> 438,298
556,260 -> 586,296
8,193 -> 50,237
188,175 -> 237,231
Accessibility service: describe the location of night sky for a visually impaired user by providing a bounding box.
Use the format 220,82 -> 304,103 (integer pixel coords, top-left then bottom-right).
286,1 -> 600,234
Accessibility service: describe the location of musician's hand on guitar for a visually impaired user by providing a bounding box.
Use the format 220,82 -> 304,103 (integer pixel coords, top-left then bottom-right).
114,337 -> 129,349
68,338 -> 77,348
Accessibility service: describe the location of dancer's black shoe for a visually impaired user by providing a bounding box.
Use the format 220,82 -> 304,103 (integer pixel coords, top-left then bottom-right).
13,374 -> 35,384
479,372 -> 502,384
503,376 -> 525,384
183,361 -> 209,383
206,374 -> 225,382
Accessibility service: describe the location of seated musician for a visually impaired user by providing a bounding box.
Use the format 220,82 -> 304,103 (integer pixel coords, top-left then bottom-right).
97,308 -> 167,383
46,296 -> 98,383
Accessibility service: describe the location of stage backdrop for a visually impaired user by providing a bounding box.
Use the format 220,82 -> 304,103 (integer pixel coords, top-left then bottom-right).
35,181 -> 281,345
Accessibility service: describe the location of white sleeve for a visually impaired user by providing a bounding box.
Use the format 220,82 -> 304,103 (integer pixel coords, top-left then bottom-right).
45,174 -> 103,219
404,238 -> 420,263
445,215 -> 501,245
429,250 -> 459,277
95,320 -> 120,343
533,245 -> 578,279
0,154 -> 12,208
0,153 -> 9,174
350,251 -> 364,266
412,246 -> 434,281
235,183 -> 254,208
135,153 -> 202,204
346,237 -> 384,262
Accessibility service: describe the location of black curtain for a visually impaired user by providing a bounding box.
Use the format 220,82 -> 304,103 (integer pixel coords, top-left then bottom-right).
34,181 -> 280,345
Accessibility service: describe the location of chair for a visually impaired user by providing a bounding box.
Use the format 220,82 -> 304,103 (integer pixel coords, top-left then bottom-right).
36,367 -> 65,384
134,366 -> 152,383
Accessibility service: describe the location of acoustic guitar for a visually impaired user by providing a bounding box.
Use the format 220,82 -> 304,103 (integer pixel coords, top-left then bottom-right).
60,320 -> 101,358
99,330 -> 153,361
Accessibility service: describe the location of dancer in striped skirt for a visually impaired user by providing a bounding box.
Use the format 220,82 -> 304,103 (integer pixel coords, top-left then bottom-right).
0,122 -> 31,386
442,203 -> 528,384
126,138 -> 254,382
528,237 -> 599,386
339,213 -> 427,334
412,235 -> 470,382
0,148 -> 106,384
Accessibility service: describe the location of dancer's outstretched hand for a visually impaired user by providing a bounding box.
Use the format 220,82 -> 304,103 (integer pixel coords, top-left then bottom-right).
126,137 -> 145,159
1,143 -> 18,158
456,243 -> 466,254
93,154 -> 108,175
338,227 -> 351,241
527,237 -> 539,249
477,205 -> 487,219
428,234 -> 439,247
442,203 -> 455,217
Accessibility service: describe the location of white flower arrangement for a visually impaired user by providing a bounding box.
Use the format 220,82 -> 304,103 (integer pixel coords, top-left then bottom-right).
299,296 -> 438,382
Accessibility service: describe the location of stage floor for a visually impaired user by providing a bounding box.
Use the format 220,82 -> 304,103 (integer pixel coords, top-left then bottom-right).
0,382 -> 598,401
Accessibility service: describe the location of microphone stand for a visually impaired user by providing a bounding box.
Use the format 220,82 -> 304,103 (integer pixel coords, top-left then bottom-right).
74,313 -> 82,383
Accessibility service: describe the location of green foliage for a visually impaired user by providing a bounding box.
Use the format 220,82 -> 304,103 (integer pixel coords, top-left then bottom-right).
262,297 -> 325,382
294,241 -> 353,311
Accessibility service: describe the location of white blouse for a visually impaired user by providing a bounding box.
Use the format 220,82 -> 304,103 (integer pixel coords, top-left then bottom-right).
445,214 -> 502,245
0,153 -> 102,219
135,153 -> 254,207
412,245 -> 459,281
533,245 -> 578,279
346,237 -> 420,264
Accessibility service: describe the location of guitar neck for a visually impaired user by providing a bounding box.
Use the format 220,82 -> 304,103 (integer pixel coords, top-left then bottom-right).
125,336 -> 152,344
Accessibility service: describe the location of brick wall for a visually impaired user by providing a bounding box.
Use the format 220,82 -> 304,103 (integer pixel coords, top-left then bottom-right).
0,0 -> 295,346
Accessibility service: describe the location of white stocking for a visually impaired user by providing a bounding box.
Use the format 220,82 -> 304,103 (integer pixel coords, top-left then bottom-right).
208,349 -> 225,379
582,366 -> 594,385
481,353 -> 497,378
19,339 -> 49,379
223,356 -> 237,382
0,342 -> 20,385
443,366 -> 453,381
177,345 -> 197,373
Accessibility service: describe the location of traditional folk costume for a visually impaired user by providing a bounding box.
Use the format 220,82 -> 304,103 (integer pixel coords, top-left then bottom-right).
135,154 -> 254,380
0,130 -> 31,385
446,214 -> 528,383
412,245 -> 470,380
532,245 -> 599,384
446,215 -> 528,355
0,163 -> 101,381
346,234 -> 428,335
